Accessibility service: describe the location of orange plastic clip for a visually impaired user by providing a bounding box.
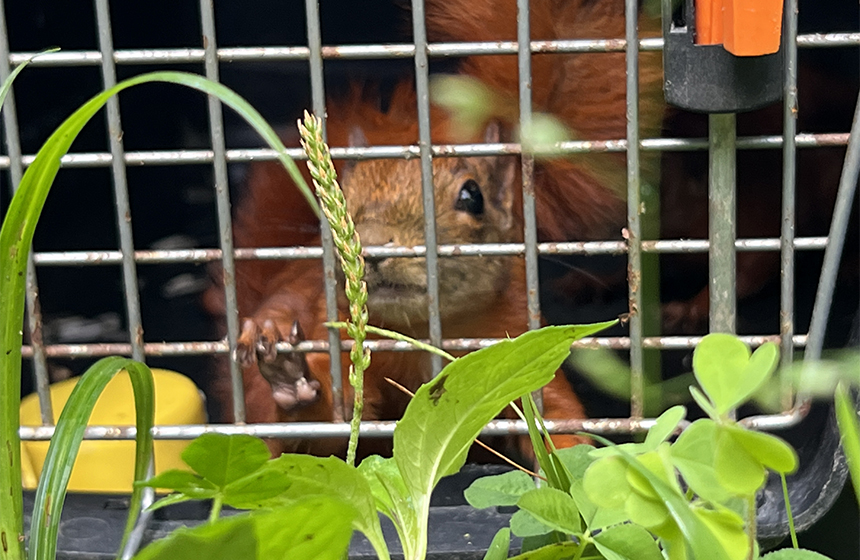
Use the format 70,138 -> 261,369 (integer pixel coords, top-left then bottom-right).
695,0 -> 783,56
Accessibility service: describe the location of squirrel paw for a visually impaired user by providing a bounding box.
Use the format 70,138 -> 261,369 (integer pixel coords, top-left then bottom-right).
236,318 -> 321,411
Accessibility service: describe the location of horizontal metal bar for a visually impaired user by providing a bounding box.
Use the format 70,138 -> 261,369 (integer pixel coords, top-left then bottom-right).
19,403 -> 810,440
0,133 -> 847,171
29,236 -> 828,267
9,32 -> 859,68
19,334 -> 808,359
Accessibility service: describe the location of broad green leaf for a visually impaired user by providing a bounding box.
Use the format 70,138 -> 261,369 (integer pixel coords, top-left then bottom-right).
358,455 -> 415,560
553,445 -> 596,480
222,466 -> 293,509
464,470 -> 535,509
590,435 -> 734,560
263,454 -> 390,560
714,426 -> 766,495
519,533 -> 559,554
625,448 -> 678,499
723,425 -> 797,474
670,419 -> 731,503
692,335 -> 777,415
583,456 -> 631,510
28,359 -> 154,560
508,541 -> 581,560
137,469 -> 218,499
689,386 -> 720,420
516,487 -> 582,535
510,509 -> 554,538
761,550 -> 835,559
132,514 -> 257,560
694,507 -> 748,560
181,434 -> 270,487
643,406 -> 687,450
625,490 -> 669,528
593,523 -> 663,560
146,493 -> 193,513
482,528 -> 511,560
394,323 -> 614,557
835,383 -> 860,510
132,497 -> 356,560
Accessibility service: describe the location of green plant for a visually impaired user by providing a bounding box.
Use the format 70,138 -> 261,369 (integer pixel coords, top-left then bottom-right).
0,61 -> 320,560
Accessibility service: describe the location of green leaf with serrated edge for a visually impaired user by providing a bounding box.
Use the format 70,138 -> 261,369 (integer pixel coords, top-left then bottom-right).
590,434 -> 734,560
358,455 -> 415,560
517,487 -> 582,535
508,541 -> 582,560
394,322 -> 615,559
583,455 -> 632,510
715,425 -> 766,495
222,466 -> 292,509
482,528 -> 511,560
644,405 -> 687,449
510,509 -> 554,538
694,506 -> 748,560
689,385 -> 720,420
180,434 -> 270,488
835,383 -> 860,510
593,523 -> 663,560
723,424 -> 797,474
761,550 -> 835,559
259,454 -> 390,560
520,533 -> 558,554
137,469 -> 218,499
464,469 -> 535,509
670,419 -> 732,503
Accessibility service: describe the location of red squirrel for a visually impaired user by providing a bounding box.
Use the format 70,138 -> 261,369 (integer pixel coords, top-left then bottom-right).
204,0 -> 665,457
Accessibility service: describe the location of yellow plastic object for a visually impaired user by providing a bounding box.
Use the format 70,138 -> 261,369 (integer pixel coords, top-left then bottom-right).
20,368 -> 206,493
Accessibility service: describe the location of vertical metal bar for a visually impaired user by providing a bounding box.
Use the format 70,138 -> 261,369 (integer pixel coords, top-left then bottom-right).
199,0 -> 245,422
517,0 -> 541,333
94,0 -> 145,364
410,0 -> 443,376
708,113 -> 737,334
0,1 -> 53,425
625,0 -> 645,418
304,0 -> 345,423
780,0 -> 798,406
517,0 -> 543,411
806,89 -> 860,361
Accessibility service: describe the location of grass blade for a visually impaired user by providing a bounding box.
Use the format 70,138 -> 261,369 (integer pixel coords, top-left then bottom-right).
28,357 -> 154,560
834,383 -> 860,510
2,70 -> 316,560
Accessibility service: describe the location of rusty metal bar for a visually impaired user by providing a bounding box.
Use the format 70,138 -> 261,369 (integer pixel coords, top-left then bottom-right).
95,0 -> 145,364
304,0 -> 346,423
4,32 -> 858,68
18,333 -> 809,359
708,114 -> 737,333
411,0 -> 444,375
200,0 -> 245,422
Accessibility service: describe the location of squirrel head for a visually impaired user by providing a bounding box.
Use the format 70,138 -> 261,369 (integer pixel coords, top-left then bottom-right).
339,122 -> 521,330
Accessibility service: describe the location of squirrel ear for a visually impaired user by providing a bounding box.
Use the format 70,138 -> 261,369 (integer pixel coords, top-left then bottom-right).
348,126 -> 369,147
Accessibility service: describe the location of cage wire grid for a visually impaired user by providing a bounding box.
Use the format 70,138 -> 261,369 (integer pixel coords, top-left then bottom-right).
2,0 -> 857,443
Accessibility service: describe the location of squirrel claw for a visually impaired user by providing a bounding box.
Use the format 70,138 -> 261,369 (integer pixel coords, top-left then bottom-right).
236,317 -> 319,412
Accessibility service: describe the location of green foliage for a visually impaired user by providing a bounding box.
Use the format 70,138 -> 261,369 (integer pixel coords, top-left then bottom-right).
835,383 -> 860,510
132,497 -> 357,560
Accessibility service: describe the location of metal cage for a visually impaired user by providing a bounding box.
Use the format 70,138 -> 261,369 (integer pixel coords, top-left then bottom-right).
3,0 -> 859,549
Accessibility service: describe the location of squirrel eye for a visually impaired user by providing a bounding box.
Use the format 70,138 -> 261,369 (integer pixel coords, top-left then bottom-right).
454,179 -> 484,216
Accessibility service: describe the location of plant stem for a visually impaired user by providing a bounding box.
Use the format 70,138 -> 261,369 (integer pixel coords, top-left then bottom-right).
325,322 -> 457,363
299,113 -> 370,467
208,495 -> 224,523
781,472 -> 799,548
571,534 -> 590,560
747,493 -> 757,560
